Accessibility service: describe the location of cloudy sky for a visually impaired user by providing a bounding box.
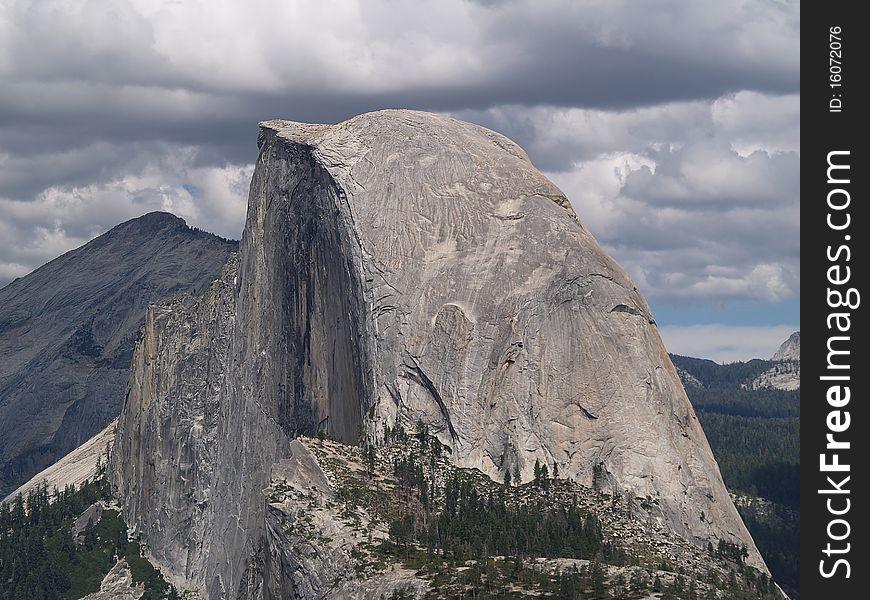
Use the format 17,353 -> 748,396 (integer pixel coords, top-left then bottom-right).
0,0 -> 799,362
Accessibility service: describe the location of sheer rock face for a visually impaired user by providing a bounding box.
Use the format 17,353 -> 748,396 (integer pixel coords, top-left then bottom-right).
113,139 -> 375,596
0,212 -> 237,498
112,110 -> 765,598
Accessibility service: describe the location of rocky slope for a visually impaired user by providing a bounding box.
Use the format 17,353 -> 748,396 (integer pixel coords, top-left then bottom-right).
112,110 -> 765,598
252,435 -> 774,599
3,419 -> 115,504
4,422 -> 777,600
0,212 -> 237,497
747,363 -> 800,392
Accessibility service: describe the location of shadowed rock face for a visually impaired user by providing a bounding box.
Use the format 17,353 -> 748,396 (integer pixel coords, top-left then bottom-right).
113,142 -> 374,597
0,212 -> 237,497
236,141 -> 372,442
113,110 -> 765,598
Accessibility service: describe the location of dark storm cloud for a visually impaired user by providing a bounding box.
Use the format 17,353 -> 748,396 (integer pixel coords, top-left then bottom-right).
0,0 -> 799,146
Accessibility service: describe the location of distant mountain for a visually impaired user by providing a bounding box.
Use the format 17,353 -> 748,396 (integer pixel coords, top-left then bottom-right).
747,331 -> 800,391
771,331 -> 800,361
0,212 -> 237,497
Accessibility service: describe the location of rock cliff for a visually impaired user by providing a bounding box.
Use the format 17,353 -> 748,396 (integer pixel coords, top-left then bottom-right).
112,110 -> 765,598
0,213 -> 237,497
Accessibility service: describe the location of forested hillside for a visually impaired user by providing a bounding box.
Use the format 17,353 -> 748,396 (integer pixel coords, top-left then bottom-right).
671,355 -> 799,598
0,475 -> 177,600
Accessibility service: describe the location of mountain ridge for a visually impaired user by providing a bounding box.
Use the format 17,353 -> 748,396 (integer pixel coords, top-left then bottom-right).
0,212 -> 237,497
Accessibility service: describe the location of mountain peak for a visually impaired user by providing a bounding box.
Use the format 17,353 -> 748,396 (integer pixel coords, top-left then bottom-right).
771,331 -> 800,361
113,211 -> 188,236
131,210 -> 186,224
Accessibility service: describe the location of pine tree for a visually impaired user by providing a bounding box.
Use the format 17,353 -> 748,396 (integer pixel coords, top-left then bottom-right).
673,573 -> 686,594
589,560 -> 607,599
629,569 -> 649,592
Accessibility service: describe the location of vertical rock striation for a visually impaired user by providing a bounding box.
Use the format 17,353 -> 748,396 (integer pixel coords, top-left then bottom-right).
114,136 -> 374,596
113,110 -> 765,598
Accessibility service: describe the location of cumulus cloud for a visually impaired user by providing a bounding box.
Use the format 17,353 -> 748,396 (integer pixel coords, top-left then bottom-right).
496,93 -> 803,305
711,91 -> 801,156
0,148 -> 251,281
659,324 -> 799,364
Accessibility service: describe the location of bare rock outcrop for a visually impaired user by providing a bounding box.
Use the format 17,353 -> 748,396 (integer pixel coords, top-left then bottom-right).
675,367 -> 704,389
771,331 -> 800,362
748,362 -> 800,391
112,110 -> 765,598
81,560 -> 145,600
72,501 -> 105,543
